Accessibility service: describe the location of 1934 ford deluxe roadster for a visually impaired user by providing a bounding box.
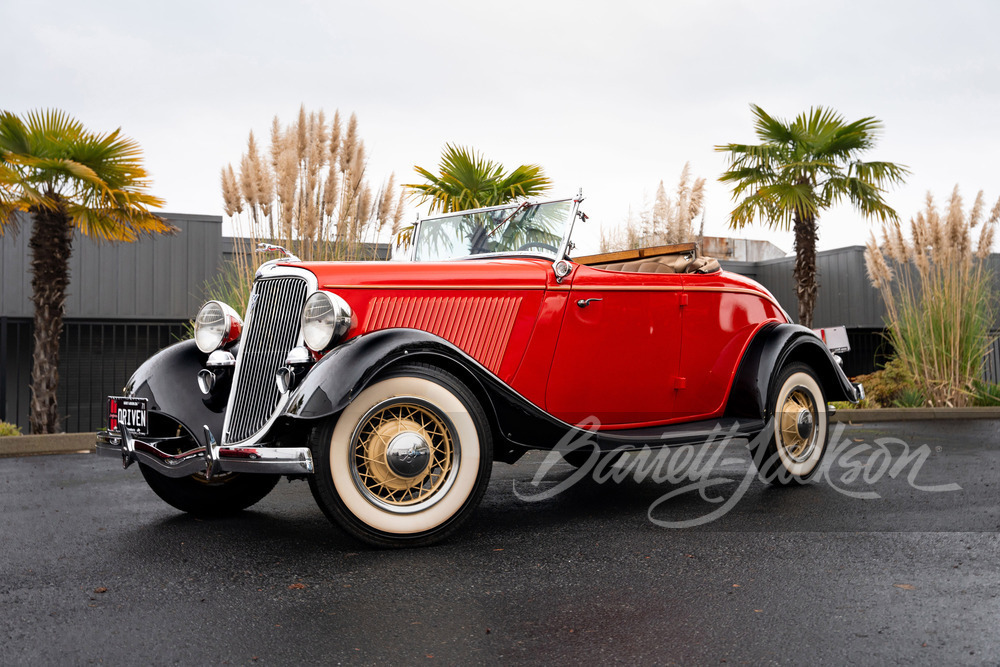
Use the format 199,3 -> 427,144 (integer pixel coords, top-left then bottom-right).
97,196 -> 863,546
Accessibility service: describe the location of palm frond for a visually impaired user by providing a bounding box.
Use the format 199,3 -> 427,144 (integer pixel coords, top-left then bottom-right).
405,143 -> 552,214
794,106 -> 845,143
23,109 -> 85,140
850,160 -> 909,186
718,105 -> 905,231
66,203 -> 176,242
16,156 -> 104,188
750,105 -> 794,143
819,129 -> 874,159
728,191 -> 788,230
0,108 -> 168,241
0,111 -> 33,155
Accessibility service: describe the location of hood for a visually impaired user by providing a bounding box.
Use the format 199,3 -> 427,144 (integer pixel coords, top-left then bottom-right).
284,257 -> 555,290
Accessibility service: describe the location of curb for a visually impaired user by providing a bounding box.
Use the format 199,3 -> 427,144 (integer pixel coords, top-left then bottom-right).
831,407 -> 1000,423
0,433 -> 96,458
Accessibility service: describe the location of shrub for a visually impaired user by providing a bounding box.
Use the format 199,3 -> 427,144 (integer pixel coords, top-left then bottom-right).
892,387 -> 928,408
852,357 -> 919,408
970,380 -> 1000,407
0,421 -> 22,437
865,187 -> 999,407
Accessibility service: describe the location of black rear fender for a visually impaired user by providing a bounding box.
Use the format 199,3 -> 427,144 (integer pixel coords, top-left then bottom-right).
725,323 -> 860,421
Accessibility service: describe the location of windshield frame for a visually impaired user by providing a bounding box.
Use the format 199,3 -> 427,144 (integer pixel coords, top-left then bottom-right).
409,196 -> 581,262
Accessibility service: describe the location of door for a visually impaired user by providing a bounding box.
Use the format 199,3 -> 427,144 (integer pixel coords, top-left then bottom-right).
545,265 -> 684,427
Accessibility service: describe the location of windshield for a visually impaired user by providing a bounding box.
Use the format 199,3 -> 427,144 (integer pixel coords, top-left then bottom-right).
413,199 -> 574,262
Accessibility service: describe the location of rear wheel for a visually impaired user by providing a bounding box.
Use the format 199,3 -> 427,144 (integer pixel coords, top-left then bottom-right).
308,364 -> 493,547
752,362 -> 829,484
138,465 -> 279,515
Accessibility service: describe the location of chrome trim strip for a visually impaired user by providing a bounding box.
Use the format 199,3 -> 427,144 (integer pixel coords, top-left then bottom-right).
418,197 -> 575,222
565,285 -> 684,292
321,283 -> 549,291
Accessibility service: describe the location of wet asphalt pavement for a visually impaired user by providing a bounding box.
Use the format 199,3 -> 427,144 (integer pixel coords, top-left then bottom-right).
1,420 -> 998,665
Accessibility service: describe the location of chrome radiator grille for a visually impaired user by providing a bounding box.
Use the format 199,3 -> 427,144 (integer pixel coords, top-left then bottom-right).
225,276 -> 308,443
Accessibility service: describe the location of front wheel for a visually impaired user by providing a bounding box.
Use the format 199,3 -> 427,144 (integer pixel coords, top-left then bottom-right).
751,362 -> 829,485
308,364 -> 493,547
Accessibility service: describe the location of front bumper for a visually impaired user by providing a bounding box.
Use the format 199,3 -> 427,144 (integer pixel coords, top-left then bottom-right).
96,424 -> 314,478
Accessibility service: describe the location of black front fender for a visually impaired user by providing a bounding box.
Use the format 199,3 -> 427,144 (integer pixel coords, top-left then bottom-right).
121,339 -> 222,447
725,323 -> 860,420
282,329 -> 581,461
283,329 -> 493,421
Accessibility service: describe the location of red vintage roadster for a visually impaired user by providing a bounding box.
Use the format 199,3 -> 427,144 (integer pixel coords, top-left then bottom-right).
98,196 -> 862,546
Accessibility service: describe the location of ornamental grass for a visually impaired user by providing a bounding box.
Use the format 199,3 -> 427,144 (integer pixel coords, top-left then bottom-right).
599,163 -> 706,253
865,187 -> 999,406
217,106 -> 405,314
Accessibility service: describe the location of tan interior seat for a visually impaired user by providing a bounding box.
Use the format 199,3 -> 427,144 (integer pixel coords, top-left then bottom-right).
598,254 -> 721,274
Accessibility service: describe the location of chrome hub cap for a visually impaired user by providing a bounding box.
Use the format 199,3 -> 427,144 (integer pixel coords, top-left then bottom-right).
796,410 -> 813,439
385,432 -> 432,478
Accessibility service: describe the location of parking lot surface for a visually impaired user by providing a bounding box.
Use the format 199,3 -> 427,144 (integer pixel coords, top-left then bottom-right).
1,420 -> 998,664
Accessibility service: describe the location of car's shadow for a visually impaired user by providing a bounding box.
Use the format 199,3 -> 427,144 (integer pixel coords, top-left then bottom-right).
107,452 -> 811,557
108,446 -> 881,562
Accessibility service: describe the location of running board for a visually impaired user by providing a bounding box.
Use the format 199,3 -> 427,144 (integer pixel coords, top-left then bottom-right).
591,418 -> 765,451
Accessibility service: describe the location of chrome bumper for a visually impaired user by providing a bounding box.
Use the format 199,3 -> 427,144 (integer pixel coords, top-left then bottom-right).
96,424 -> 313,478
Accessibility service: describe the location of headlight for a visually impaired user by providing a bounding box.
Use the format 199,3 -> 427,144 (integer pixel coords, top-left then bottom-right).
301,291 -> 352,352
193,301 -> 243,353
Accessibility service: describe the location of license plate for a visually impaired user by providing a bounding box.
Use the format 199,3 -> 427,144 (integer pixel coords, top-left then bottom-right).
108,397 -> 148,435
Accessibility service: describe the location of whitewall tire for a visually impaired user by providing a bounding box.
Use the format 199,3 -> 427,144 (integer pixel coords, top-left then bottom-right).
308,364 -> 492,547
752,362 -> 829,484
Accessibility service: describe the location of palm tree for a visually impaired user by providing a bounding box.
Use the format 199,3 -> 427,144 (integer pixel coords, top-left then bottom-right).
716,105 -> 907,328
405,143 -> 552,214
0,110 -> 173,434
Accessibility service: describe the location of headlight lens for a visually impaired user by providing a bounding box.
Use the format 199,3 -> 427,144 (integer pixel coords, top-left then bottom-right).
301,291 -> 352,352
193,301 -> 242,353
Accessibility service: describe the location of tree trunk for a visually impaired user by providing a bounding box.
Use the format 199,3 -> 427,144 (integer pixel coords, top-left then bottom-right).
28,200 -> 74,434
792,210 -> 819,329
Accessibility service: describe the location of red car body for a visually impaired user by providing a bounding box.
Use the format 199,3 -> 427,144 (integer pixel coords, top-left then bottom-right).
296,258 -> 786,427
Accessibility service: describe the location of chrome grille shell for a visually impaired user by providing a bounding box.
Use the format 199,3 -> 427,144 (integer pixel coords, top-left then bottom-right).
222,266 -> 315,445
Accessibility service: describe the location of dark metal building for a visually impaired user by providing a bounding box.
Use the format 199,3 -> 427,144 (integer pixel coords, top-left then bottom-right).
2,213 -> 223,433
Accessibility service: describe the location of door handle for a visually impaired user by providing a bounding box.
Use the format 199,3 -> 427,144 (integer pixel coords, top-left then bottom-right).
576,298 -> 602,308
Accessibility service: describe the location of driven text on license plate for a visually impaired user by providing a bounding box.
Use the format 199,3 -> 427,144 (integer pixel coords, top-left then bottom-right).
108,397 -> 148,435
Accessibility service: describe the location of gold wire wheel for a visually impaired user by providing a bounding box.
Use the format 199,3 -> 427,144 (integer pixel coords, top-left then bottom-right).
351,401 -> 455,507
778,386 -> 817,462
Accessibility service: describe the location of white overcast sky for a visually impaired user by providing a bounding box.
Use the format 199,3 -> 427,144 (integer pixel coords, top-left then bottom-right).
5,0 -> 1000,255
